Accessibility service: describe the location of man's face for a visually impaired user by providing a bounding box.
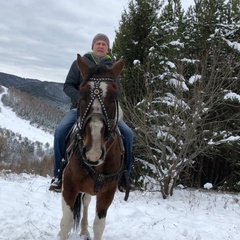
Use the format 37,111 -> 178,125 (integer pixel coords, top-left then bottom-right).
92,40 -> 108,57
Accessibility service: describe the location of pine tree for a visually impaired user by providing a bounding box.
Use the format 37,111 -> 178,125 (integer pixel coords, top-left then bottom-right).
112,0 -> 162,104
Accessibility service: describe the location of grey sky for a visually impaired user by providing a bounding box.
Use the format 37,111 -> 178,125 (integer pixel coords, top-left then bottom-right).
0,0 -> 194,83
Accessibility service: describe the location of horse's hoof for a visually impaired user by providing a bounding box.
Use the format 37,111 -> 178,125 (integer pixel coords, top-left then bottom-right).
80,235 -> 91,240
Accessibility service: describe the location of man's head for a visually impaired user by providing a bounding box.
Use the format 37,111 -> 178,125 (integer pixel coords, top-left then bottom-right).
92,33 -> 110,57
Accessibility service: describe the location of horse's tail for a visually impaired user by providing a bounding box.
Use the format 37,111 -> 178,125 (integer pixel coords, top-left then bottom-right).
73,193 -> 82,232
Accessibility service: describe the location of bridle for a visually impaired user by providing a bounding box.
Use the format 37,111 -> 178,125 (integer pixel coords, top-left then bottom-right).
77,77 -> 119,138
70,77 -> 124,193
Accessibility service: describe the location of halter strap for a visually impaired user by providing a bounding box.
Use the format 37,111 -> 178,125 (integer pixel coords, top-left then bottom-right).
89,77 -> 114,82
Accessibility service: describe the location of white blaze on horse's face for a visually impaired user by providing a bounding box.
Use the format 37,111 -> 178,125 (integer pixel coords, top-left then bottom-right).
85,82 -> 108,164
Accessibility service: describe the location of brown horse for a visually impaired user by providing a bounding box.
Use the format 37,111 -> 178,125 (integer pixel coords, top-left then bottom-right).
59,54 -> 126,240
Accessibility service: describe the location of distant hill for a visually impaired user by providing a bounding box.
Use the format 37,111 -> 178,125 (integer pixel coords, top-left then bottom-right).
0,72 -> 70,112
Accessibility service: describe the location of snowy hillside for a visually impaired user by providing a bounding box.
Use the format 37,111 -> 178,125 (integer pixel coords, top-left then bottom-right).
0,171 -> 239,240
0,86 -> 53,147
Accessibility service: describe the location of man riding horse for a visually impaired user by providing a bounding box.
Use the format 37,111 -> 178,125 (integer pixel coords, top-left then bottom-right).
49,33 -> 134,192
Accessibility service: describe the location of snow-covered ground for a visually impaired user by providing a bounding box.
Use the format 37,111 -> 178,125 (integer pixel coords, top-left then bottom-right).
0,87 -> 53,147
0,172 -> 239,240
0,86 -> 240,239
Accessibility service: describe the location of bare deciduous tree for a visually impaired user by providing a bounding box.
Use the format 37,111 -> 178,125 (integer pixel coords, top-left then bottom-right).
123,38 -> 240,198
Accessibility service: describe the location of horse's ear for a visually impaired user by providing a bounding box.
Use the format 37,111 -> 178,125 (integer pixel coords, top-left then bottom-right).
110,58 -> 125,80
77,54 -> 89,79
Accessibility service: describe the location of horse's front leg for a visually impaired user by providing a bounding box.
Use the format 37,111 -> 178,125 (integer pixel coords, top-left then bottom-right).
93,188 -> 116,240
59,196 -> 74,240
80,193 -> 91,238
59,169 -> 79,240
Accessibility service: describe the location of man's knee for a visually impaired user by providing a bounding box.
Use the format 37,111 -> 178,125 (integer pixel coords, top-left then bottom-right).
54,125 -> 63,139
125,127 -> 134,141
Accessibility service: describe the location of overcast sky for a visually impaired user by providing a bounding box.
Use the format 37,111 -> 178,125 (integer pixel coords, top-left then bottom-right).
0,0 -> 194,83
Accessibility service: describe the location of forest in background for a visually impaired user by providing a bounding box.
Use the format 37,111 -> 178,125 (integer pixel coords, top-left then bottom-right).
0,85 -> 61,176
112,0 -> 240,197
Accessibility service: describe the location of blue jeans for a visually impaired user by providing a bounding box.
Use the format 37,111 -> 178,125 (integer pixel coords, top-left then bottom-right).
53,109 -> 134,177
118,119 -> 134,176
53,109 -> 77,177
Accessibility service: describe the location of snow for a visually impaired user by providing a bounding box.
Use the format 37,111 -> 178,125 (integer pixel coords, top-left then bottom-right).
181,58 -> 200,64
224,91 -> 240,102
0,82 -> 240,240
133,59 -> 140,65
203,182 -> 213,190
208,135 -> 240,145
166,61 -> 176,69
0,171 -> 239,240
188,75 -> 202,84
223,38 -> 240,52
169,77 -> 189,91
169,40 -> 184,47
0,87 -> 54,147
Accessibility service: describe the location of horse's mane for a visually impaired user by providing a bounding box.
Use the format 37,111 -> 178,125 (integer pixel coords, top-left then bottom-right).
87,64 -> 109,79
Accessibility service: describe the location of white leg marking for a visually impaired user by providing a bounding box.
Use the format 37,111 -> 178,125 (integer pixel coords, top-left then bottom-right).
93,214 -> 106,240
59,198 -> 74,240
80,194 -> 91,237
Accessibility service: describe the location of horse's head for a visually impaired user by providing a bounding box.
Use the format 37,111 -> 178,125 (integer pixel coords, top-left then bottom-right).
76,54 -> 124,167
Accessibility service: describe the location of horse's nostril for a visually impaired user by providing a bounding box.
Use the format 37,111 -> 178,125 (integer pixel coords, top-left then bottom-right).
100,148 -> 105,159
86,159 -> 99,166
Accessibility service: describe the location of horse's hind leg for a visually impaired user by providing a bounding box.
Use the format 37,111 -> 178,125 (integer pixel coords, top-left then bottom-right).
80,193 -> 91,238
59,197 -> 74,240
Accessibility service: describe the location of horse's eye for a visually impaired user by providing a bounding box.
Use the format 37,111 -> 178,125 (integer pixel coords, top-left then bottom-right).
80,90 -> 88,100
109,94 -> 117,101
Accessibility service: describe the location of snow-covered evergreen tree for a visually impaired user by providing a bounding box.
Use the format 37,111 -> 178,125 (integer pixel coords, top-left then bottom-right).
114,0 -> 240,197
